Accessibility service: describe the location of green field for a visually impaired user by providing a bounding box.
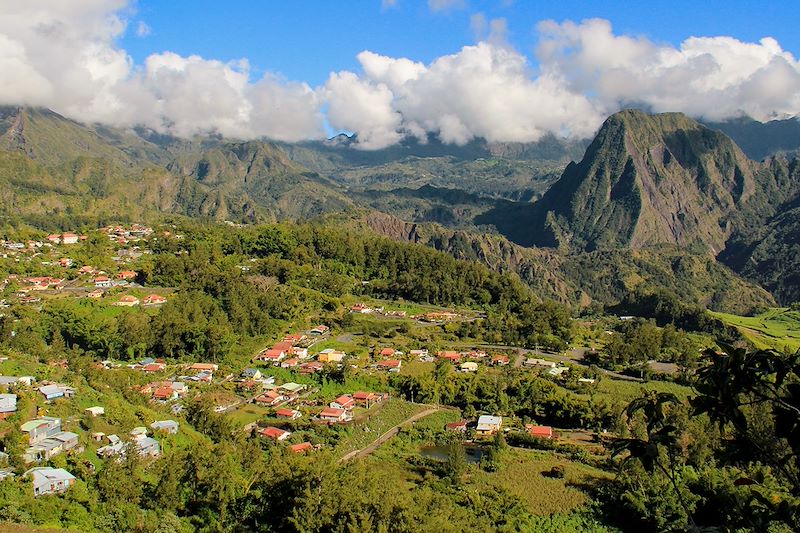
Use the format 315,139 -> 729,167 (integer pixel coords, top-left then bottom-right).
710,307 -> 800,352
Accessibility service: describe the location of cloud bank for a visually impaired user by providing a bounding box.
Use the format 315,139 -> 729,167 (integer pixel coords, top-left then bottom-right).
0,1 -> 798,149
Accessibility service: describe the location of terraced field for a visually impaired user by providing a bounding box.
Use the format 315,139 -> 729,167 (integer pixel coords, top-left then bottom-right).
710,308 -> 800,352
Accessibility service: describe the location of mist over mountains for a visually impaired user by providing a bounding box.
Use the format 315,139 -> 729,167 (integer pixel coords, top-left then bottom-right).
2,104 -> 799,310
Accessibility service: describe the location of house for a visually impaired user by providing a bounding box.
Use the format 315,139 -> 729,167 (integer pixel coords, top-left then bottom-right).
86,289 -> 103,299
280,358 -> 299,369
491,355 -> 510,366
459,362 -> 478,373
410,349 -> 429,358
46,234 -> 61,244
379,348 -> 396,357
350,303 -> 373,314
299,361 -> 324,374
142,294 -> 167,306
131,427 -> 148,438
190,363 -> 219,373
445,420 -> 468,433
78,265 -> 95,275
153,386 -> 177,401
438,351 -> 461,363
27,467 -> 76,497
318,407 -> 351,423
289,442 -> 314,454
475,415 -> 503,437
256,349 -> 286,363
353,391 -> 382,408
113,295 -> 140,307
194,371 -> 213,383
291,347 -> 309,359
283,333 -> 306,343
525,358 -> 557,369
241,368 -> 262,380
330,395 -> 355,410
142,363 -> 166,373
309,325 -> 329,335
526,425 -> 554,439
57,258 -> 73,268
135,436 -> 161,457
150,420 -> 179,434
279,382 -> 307,395
0,393 -> 17,420
577,378 -> 597,384
116,271 -> 137,280
318,349 -> 346,363
61,233 -> 79,245
94,276 -> 112,288
272,341 -> 295,353
275,408 -> 302,420
260,426 -> 291,441
21,417 -> 62,445
39,384 -> 75,401
377,359 -> 402,370
547,366 -> 569,377
255,390 -> 284,406
84,406 -> 105,417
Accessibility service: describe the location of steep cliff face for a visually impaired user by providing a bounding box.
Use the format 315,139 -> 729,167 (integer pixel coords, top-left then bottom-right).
498,110 -> 766,251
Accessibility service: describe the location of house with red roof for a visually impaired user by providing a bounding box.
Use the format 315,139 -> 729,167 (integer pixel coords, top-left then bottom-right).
526,425 -> 554,439
319,407 -> 351,423
94,276 -> 112,288
377,360 -> 402,370
116,271 -> 137,280
438,351 -> 461,363
309,325 -> 329,335
289,442 -> 314,454
276,408 -> 302,420
142,294 -> 167,306
259,426 -> 291,441
254,390 -> 284,406
352,391 -> 381,408
330,395 -> 355,410
255,349 -> 286,363
492,355 -> 510,366
113,295 -> 140,307
379,348 -> 396,357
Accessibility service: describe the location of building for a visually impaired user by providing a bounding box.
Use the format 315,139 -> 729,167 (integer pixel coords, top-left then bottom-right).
491,355 -> 510,366
317,349 -> 346,363
38,384 -> 75,401
94,276 -> 112,288
190,363 -> 219,373
150,420 -> 179,434
526,425 -> 554,439
27,467 -> 76,497
0,393 -> 17,420
84,406 -> 105,417
319,407 -> 351,423
330,395 -> 355,410
142,294 -> 167,306
459,362 -> 478,373
379,348 -> 396,357
279,382 -> 307,396
116,271 -> 137,280
475,415 -> 503,437
61,233 -> 79,245
260,426 -> 291,441
353,391 -> 383,408
445,420 -> 468,433
21,418 -> 80,463
377,359 -> 402,371
525,358 -> 557,369
275,408 -> 302,420
113,295 -> 140,307
438,351 -> 461,363
255,349 -> 286,363
309,325 -> 329,335
241,368 -> 262,380
289,442 -> 314,454
255,390 -> 284,406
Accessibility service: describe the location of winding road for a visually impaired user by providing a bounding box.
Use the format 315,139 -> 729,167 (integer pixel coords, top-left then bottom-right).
339,407 -> 442,462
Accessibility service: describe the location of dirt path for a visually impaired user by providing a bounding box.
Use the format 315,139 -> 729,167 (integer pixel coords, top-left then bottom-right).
340,407 -> 441,462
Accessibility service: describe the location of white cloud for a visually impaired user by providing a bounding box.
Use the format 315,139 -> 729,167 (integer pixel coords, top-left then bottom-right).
381,0 -> 398,9
0,0 -> 325,141
536,18 -> 800,121
135,21 -> 151,38
0,2 -> 798,149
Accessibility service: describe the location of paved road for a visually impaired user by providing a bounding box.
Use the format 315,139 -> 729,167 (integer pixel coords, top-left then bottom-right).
340,407 -> 442,462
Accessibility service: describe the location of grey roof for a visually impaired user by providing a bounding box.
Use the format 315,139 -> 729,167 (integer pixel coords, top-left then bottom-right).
150,420 -> 178,429
27,467 -> 75,486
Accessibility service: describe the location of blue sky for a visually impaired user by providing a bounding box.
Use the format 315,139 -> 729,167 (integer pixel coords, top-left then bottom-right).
121,0 -> 800,87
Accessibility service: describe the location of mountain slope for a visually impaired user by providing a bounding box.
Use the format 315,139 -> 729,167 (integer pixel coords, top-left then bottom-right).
704,116 -> 800,161
0,107 -> 352,226
479,110 -> 800,253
